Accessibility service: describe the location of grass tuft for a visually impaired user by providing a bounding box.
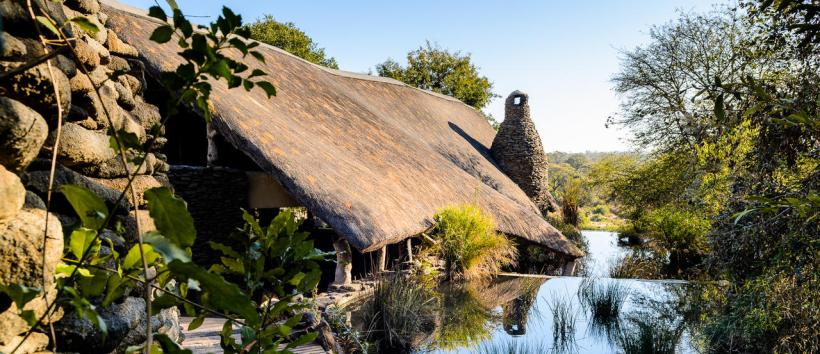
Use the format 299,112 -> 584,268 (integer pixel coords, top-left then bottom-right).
430,204 -> 518,281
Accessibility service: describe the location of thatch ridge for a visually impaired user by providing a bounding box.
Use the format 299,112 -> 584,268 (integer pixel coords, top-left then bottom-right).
101,1 -> 583,257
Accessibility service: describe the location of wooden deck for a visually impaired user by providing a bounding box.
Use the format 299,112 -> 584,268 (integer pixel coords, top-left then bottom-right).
179,317 -> 327,354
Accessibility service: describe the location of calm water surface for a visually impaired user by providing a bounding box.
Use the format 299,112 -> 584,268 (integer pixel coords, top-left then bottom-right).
354,231 -> 700,354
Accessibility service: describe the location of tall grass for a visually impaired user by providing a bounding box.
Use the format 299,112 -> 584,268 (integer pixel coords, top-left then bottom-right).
430,204 -> 518,281
548,295 -> 578,354
578,278 -> 630,340
360,275 -> 437,352
476,340 -> 549,354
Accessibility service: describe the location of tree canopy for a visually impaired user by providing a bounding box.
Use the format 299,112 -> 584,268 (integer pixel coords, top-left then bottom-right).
246,15 -> 338,69
376,41 -> 497,110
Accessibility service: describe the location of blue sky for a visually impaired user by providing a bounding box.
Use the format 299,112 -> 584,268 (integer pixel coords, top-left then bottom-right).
121,0 -> 722,152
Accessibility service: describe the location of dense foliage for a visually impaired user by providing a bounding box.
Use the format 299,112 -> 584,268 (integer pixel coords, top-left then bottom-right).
245,15 -> 338,69
376,41 -> 497,110
604,1 -> 819,352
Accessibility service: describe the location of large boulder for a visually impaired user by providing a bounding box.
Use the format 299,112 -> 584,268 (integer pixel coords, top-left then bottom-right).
54,296 -> 182,353
90,175 -> 167,207
64,0 -> 100,15
0,165 -> 25,220
105,31 -> 138,58
47,122 -> 115,166
490,91 -> 559,215
76,152 -> 155,179
0,32 -> 26,59
0,61 -> 71,120
0,208 -> 64,348
23,162 -> 131,213
0,97 -> 48,172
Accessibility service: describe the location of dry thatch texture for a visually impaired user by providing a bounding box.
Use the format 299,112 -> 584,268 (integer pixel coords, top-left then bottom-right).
101,3 -> 583,257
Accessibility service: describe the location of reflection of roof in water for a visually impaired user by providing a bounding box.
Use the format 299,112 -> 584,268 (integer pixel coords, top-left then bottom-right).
101,1 -> 583,256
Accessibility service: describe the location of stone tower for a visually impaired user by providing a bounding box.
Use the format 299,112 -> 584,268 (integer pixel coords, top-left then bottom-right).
490,90 -> 558,215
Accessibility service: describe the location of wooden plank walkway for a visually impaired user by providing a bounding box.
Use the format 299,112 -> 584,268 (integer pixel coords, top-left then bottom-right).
179,317 -> 327,354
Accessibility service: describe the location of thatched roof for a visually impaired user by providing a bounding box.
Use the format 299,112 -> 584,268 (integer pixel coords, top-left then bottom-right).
101,2 -> 583,257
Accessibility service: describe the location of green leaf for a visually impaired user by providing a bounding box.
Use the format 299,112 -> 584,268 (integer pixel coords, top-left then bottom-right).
256,81 -> 276,98
248,69 -> 266,79
122,244 -> 159,270
155,333 -> 193,354
250,50 -> 265,63
69,227 -> 99,260
36,16 -> 59,35
187,314 -> 205,331
144,187 -> 196,248
150,25 -> 175,43
56,263 -> 93,278
69,16 -> 100,34
220,257 -> 244,274
0,284 -> 41,310
209,242 -> 241,258
144,232 -> 192,263
148,6 -> 167,22
228,37 -> 248,55
109,129 -> 141,152
167,261 -> 259,325
288,332 -> 318,348
60,184 -> 109,230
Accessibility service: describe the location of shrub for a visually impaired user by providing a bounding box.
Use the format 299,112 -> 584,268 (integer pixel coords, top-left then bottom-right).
360,275 -> 438,352
430,204 -> 518,281
642,207 -> 710,275
608,250 -> 662,279
545,215 -> 588,254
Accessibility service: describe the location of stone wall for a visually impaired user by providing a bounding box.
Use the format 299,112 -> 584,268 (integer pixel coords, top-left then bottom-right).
167,165 -> 249,265
490,90 -> 559,215
0,0 -> 179,351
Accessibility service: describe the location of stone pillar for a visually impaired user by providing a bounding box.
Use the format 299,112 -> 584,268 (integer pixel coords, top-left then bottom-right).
332,237 -> 352,286
490,91 -> 559,215
375,246 -> 387,273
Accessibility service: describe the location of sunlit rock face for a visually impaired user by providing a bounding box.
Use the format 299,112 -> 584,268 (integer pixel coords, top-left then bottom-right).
490,90 -> 558,215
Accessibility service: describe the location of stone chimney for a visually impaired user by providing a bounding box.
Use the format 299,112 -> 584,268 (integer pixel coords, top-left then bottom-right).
490,90 -> 558,215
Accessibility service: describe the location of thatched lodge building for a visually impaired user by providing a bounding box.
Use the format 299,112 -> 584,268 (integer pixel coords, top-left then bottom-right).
102,1 -> 583,283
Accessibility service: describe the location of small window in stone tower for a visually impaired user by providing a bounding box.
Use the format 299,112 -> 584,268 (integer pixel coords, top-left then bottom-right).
513,96 -> 522,105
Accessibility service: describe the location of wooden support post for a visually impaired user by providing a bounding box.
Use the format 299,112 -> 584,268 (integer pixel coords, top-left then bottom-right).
375,246 -> 387,273
332,237 -> 352,286
406,239 -> 413,263
206,123 -> 219,167
561,259 -> 577,276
